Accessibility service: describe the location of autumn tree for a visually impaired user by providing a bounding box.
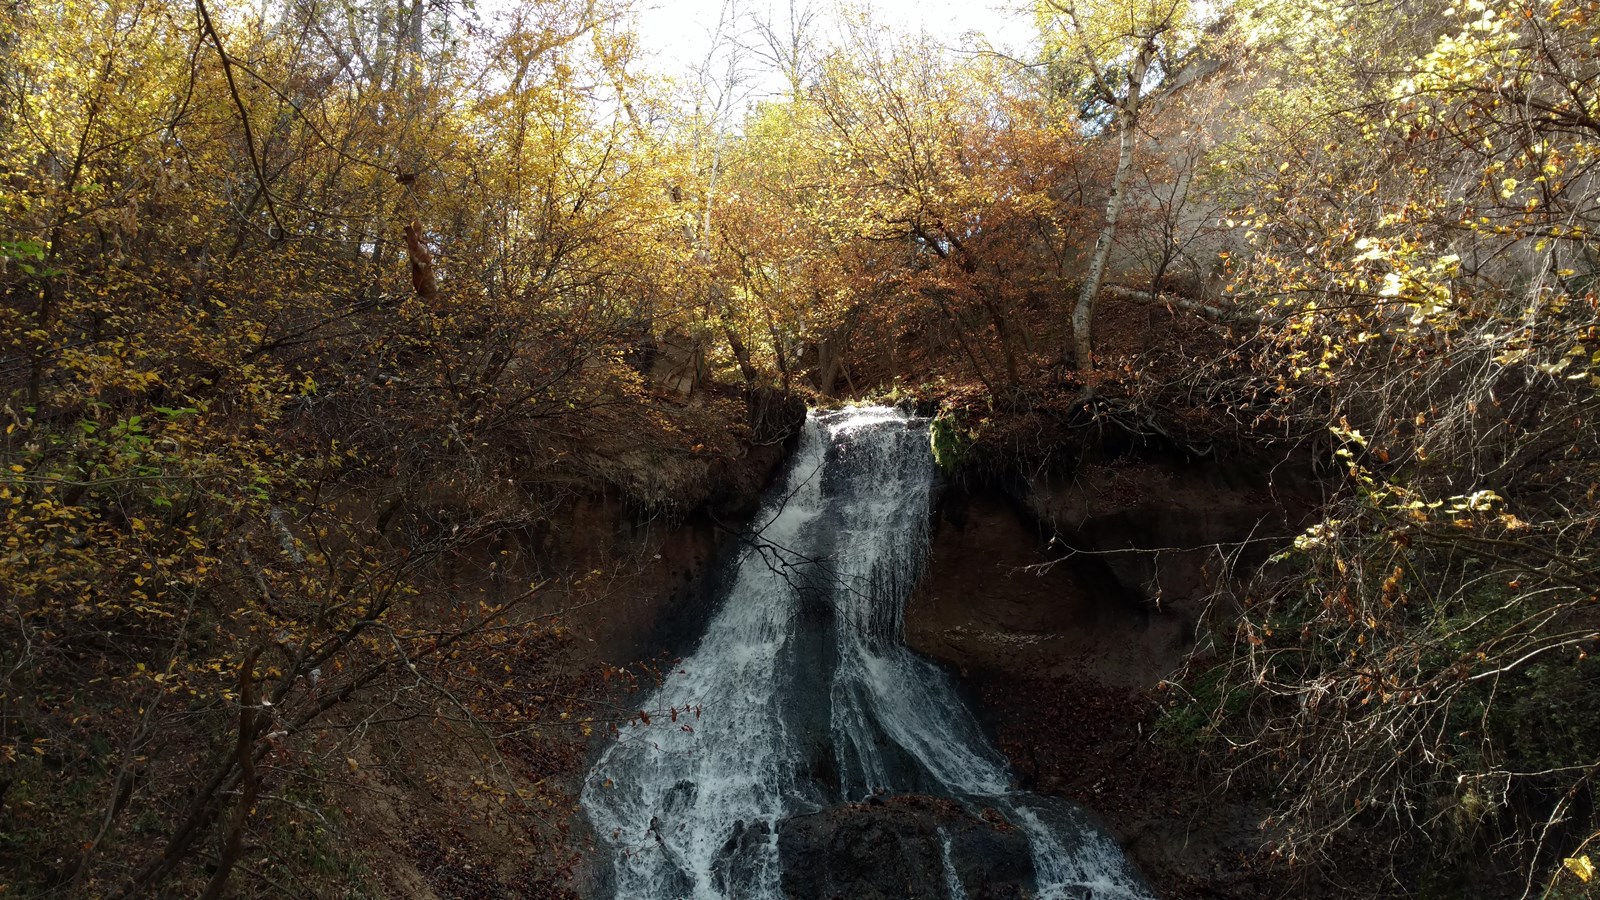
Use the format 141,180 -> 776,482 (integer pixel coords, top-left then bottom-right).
0,0 -> 726,894
1037,0 -> 1200,371
715,95 -> 841,392
790,21 -> 1091,390
1163,0 -> 1600,888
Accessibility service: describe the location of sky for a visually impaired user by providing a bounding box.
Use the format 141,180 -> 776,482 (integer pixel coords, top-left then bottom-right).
628,0 -> 1040,104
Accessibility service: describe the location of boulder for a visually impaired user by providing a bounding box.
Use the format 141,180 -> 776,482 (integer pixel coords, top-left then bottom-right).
777,795 -> 1034,900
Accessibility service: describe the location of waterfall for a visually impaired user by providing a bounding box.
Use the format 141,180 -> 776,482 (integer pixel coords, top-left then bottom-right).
580,407 -> 1152,900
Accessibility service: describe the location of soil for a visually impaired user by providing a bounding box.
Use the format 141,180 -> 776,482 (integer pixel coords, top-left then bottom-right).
327,397 -> 805,899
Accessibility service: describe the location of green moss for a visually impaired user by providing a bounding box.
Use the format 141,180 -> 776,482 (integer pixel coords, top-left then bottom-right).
1150,666 -> 1249,755
929,408 -> 975,473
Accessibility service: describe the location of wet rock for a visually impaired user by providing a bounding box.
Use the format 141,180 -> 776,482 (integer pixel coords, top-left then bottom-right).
777,795 -> 1034,900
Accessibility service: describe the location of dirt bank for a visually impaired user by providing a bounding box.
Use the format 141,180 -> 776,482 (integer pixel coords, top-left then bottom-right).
907,439 -> 1318,898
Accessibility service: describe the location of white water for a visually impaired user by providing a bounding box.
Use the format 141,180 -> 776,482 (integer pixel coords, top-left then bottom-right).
938,828 -> 971,900
581,407 -> 1152,900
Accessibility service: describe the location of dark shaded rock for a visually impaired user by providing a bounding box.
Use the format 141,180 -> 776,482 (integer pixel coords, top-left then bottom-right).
777,795 -> 1034,900
909,455 -> 1312,689
905,443 -> 1319,899
908,490 -> 1180,687
1020,456 -> 1304,617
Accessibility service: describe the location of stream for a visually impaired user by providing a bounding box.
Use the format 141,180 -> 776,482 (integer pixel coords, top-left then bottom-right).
580,406 -> 1152,899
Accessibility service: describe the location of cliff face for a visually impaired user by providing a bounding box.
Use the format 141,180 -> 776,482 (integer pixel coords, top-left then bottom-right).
905,444 -> 1316,899
909,487 -> 1187,688
337,396 -> 808,900
911,452 -> 1306,688
354,397 -> 1311,900
533,389 -> 1319,899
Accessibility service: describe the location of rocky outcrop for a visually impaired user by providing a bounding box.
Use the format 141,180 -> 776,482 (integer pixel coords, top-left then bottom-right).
777,796 -> 1034,900
905,440 -> 1312,900
909,452 -> 1308,688
908,488 -> 1184,687
532,388 -> 807,662
1020,454 -> 1301,619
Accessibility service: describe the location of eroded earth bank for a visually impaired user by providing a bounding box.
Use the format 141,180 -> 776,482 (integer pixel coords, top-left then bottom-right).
345,396 -> 1319,900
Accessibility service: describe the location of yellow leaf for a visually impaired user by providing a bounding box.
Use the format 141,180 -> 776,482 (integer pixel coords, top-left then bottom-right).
1566,856 -> 1594,882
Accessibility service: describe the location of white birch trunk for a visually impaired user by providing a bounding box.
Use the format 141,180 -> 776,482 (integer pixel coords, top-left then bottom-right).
1072,45 -> 1152,370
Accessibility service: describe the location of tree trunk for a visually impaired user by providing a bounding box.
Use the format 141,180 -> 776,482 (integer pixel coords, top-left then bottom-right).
1072,45 -> 1151,371
403,219 -> 438,300
724,323 -> 758,386
198,650 -> 261,900
766,317 -> 792,393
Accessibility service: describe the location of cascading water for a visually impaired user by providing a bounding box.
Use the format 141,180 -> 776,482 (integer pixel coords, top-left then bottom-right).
581,407 -> 1153,900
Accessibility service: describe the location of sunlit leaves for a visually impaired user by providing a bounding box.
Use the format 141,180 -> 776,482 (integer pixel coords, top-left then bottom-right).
1199,0 -> 1600,879
0,0 -> 683,893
